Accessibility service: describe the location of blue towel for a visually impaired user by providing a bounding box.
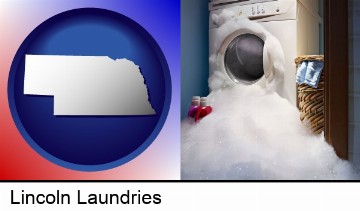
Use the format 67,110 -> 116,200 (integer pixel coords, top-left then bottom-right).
296,61 -> 308,84
304,61 -> 324,88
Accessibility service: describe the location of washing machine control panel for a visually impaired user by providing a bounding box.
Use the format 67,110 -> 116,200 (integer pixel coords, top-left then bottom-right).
243,1 -> 293,18
209,0 -> 295,28
251,5 -> 268,15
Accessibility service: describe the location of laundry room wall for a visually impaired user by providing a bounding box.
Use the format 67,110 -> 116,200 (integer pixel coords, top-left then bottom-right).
319,0 -> 324,54
348,0 -> 360,168
181,0 -> 209,119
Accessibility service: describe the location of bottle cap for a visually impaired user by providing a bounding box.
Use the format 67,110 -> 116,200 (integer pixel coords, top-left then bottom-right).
200,97 -> 209,106
191,96 -> 200,106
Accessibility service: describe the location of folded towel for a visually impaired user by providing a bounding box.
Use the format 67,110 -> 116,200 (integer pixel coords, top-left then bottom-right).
304,61 -> 324,88
296,61 -> 308,84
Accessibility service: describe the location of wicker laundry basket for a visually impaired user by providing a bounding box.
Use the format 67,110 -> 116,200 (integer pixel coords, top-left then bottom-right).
294,55 -> 324,134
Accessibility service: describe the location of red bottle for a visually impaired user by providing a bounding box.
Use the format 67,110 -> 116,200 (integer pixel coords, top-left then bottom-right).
188,96 -> 200,118
194,97 -> 212,122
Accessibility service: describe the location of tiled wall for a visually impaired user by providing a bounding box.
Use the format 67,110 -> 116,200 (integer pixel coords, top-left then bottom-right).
348,0 -> 360,167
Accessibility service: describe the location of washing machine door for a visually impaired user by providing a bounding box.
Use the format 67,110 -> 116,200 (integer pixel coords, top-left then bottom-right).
220,33 -> 265,85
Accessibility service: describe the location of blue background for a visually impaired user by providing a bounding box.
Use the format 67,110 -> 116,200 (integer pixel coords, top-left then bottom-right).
8,8 -> 172,171
181,0 -> 209,119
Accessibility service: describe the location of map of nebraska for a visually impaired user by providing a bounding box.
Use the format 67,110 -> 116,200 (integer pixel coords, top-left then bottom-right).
24,55 -> 156,116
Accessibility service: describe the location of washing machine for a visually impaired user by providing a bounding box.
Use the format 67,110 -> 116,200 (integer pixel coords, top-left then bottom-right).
209,0 -> 321,105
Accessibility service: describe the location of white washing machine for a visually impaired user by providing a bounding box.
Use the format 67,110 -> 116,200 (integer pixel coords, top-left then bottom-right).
209,0 -> 321,105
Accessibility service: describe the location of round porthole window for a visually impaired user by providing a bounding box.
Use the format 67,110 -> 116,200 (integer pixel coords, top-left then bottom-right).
224,34 -> 264,84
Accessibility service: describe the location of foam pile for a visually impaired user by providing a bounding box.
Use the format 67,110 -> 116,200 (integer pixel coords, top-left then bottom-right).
182,85 -> 359,180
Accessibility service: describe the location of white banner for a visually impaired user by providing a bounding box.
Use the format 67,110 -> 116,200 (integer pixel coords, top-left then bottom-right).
0,183 -> 358,211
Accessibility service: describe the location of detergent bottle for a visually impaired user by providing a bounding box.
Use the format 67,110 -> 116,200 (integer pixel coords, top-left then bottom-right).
188,96 -> 200,118
194,97 -> 212,122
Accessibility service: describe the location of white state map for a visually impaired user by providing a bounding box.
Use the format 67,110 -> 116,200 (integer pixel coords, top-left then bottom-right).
24,55 -> 156,116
